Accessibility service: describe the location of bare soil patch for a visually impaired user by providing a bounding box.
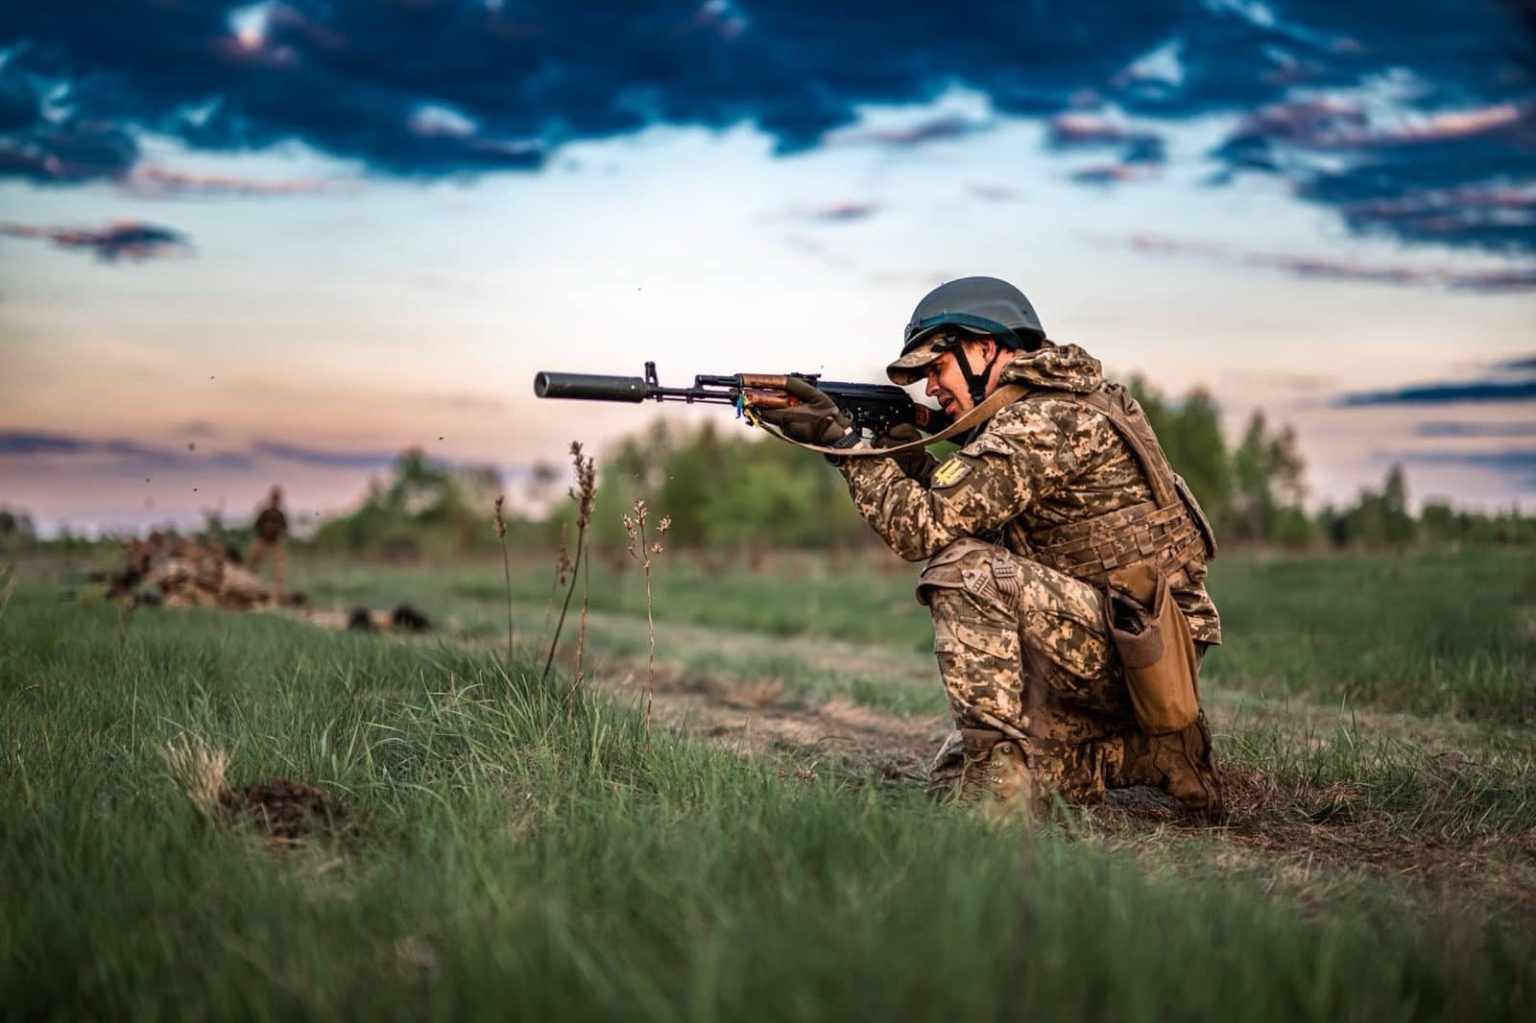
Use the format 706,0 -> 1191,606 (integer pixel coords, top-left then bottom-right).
591,653 -> 1536,912
217,779 -> 346,840
605,659 -> 941,781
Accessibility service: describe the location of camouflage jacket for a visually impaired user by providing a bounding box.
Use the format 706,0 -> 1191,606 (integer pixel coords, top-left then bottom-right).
255,507 -> 287,543
837,343 -> 1221,644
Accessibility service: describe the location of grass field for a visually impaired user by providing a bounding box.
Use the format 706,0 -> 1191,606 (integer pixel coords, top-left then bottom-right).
3,547 -> 1534,1020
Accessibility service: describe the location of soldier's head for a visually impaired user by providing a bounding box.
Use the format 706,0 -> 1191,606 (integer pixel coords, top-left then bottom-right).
887,276 -> 1046,414
267,485 -> 283,508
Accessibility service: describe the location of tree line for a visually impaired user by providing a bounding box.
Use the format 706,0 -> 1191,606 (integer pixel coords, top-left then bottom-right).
5,380 -> 1530,555
544,378 -> 1535,553
1124,377 -> 1535,549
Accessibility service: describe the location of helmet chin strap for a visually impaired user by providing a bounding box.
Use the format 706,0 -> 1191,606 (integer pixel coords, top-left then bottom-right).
956,340 -> 1002,407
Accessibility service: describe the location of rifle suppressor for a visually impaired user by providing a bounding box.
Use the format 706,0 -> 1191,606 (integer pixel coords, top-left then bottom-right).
533,372 -> 650,402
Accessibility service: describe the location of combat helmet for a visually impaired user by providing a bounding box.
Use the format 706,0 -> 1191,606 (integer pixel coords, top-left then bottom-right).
887,277 -> 1046,401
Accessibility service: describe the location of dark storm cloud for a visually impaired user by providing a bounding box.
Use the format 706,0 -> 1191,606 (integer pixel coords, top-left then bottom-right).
0,219 -> 190,261
1124,233 -> 1536,291
1326,185 -> 1536,255
1336,380 -> 1536,407
0,429 -> 252,468
1400,448 -> 1536,485
120,165 -> 351,198
1336,350 -> 1536,406
0,430 -> 174,460
2,1 -> 1533,253
0,430 -> 405,471
1415,421 -> 1536,438
823,113 -> 991,148
1072,164 -> 1159,186
250,440 -> 400,470
796,201 -> 882,223
1047,113 -> 1167,165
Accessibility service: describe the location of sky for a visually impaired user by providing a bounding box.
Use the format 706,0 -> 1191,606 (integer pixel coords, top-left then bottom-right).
1,0 -> 1534,535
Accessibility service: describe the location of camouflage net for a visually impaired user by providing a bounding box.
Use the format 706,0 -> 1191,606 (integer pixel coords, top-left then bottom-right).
95,533 -> 435,635
99,532 -> 296,610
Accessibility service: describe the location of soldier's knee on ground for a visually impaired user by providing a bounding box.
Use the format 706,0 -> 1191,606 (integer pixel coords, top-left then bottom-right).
1114,713 -> 1225,820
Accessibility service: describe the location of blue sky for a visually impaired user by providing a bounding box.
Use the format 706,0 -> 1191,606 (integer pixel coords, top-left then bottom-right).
1,1 -> 1533,533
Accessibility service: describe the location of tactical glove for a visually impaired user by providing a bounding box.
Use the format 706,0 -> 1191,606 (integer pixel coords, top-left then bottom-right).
876,423 -> 939,483
756,377 -> 850,446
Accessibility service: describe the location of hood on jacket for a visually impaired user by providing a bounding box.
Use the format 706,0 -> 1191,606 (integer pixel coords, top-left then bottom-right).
997,341 -> 1102,395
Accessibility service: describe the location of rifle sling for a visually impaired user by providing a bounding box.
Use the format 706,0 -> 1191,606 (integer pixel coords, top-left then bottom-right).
758,383 -> 1028,457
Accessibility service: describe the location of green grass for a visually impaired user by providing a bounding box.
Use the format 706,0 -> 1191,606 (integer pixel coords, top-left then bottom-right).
293,546 -> 1536,725
1206,550 -> 1536,722
4,564 -> 1536,1021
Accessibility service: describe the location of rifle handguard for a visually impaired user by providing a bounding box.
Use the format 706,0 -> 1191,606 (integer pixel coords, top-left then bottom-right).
761,384 -> 1027,458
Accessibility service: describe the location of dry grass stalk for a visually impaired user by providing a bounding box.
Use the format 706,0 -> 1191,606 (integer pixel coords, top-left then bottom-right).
542,442 -> 597,687
622,499 -> 671,730
161,733 -> 229,818
493,495 -> 515,668
544,523 -> 571,640
574,540 -> 591,690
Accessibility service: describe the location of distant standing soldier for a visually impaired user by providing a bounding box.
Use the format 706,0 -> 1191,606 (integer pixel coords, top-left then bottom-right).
756,277 -> 1225,818
248,486 -> 289,596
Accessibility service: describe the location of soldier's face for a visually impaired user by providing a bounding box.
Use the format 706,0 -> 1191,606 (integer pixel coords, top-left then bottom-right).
924,339 -> 998,415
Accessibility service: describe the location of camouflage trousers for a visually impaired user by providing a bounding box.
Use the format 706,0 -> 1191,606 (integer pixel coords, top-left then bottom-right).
918,537 -> 1135,803
247,538 -> 288,594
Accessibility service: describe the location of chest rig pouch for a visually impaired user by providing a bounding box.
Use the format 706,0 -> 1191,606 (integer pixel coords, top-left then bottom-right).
1104,562 -> 1200,733
1021,383 -> 1216,735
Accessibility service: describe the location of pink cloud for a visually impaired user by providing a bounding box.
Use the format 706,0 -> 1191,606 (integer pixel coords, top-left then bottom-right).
0,219 -> 190,262
823,114 -> 987,148
794,200 -> 883,223
1239,98 -> 1528,150
120,165 -> 354,199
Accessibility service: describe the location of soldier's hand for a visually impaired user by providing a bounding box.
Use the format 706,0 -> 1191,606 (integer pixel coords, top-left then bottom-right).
757,377 -> 851,445
876,423 -> 938,482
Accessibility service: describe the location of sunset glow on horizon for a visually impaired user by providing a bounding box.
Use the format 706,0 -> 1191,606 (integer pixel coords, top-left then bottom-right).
2,1 -> 1533,534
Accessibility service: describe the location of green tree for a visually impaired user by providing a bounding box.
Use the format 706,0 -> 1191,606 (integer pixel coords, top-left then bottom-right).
1232,411 -> 1274,541
1127,377 -> 1235,534
1167,387 -> 1233,531
1380,465 -> 1417,547
0,507 -> 35,539
659,421 -> 726,547
1230,412 -> 1307,543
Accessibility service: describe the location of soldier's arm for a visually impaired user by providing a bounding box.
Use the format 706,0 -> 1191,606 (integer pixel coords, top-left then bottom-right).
835,403 -> 1069,561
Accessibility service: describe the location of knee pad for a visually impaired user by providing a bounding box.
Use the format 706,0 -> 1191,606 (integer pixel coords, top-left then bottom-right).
917,537 -> 1012,612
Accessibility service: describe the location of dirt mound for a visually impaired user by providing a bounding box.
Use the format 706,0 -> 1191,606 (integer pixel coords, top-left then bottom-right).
217,779 -> 344,839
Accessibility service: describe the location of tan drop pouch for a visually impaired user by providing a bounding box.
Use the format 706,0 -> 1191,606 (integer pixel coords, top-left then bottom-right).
1104,562 -> 1200,735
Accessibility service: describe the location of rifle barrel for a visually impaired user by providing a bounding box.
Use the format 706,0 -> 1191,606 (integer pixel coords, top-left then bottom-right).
533,372 -> 651,402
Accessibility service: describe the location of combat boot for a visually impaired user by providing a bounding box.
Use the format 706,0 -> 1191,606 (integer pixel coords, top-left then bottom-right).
925,729 -> 968,800
959,727 -> 1038,815
1118,713 -> 1225,820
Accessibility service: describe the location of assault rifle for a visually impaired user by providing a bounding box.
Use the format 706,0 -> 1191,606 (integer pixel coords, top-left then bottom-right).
534,362 -> 952,436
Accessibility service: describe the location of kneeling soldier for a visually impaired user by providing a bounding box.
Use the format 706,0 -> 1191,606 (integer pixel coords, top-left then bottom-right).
758,277 -> 1225,818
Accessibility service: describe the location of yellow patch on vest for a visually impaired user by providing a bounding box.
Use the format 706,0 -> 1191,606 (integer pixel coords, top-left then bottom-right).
932,456 -> 972,489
